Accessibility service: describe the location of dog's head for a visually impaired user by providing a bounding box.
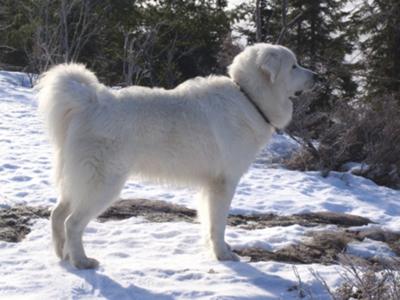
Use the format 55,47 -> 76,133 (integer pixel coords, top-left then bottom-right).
229,43 -> 316,97
228,43 -> 317,128
256,44 -> 316,97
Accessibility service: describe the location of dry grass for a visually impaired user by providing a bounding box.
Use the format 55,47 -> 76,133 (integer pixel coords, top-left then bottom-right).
328,256 -> 400,300
285,94 -> 400,189
290,256 -> 400,299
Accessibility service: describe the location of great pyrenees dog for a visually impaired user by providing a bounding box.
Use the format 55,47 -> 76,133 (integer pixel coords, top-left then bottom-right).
37,43 -> 316,269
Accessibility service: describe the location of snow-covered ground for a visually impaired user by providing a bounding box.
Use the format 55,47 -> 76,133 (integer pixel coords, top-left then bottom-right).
1,71 -> 399,299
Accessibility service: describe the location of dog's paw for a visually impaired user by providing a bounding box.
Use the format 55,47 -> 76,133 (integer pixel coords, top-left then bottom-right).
214,243 -> 240,261
71,257 -> 99,269
216,249 -> 240,261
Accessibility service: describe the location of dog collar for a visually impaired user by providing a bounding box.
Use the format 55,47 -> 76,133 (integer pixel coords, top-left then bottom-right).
236,84 -> 276,129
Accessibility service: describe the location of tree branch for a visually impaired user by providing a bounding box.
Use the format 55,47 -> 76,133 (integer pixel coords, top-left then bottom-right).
276,9 -> 303,45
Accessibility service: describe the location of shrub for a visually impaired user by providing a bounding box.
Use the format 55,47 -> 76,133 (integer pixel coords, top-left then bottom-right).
333,256 -> 400,300
285,94 -> 400,189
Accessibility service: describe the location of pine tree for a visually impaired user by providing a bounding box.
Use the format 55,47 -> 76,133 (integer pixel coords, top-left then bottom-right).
233,0 -> 357,102
353,0 -> 400,100
118,0 -> 231,87
281,0 -> 357,110
0,0 -> 231,87
232,0 -> 357,138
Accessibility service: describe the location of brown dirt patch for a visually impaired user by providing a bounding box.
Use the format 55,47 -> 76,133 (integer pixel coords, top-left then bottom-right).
0,205 -> 50,242
235,230 -> 353,264
0,198 -> 390,267
0,199 -> 374,243
235,229 -> 400,266
228,211 -> 372,229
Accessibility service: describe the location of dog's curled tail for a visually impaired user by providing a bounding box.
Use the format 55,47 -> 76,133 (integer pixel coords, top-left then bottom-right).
37,63 -> 99,148
37,63 -> 99,186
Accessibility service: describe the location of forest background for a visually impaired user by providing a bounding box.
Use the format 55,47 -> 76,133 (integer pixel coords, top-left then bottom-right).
1,0 -> 399,188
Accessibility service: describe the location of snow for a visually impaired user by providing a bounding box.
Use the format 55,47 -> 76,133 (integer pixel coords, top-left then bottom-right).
0,219 -> 340,299
1,70 -> 400,299
227,0 -> 247,10
346,238 -> 397,259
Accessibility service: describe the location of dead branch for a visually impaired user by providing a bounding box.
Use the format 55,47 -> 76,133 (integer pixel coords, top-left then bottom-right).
276,0 -> 303,45
255,0 -> 262,42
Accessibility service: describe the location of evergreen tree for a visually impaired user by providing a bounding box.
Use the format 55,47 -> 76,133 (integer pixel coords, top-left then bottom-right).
284,0 -> 357,114
0,0 -> 231,87
232,0 -> 357,107
134,0 -> 230,87
352,0 -> 400,100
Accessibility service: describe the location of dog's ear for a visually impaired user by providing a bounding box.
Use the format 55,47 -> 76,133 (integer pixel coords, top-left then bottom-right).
260,52 -> 281,83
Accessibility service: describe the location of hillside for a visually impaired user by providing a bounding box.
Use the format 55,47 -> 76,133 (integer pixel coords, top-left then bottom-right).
1,71 -> 400,299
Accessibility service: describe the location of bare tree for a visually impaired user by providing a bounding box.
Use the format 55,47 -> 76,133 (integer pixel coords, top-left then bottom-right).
254,0 -> 273,42
162,32 -> 198,88
253,0 -> 304,45
120,23 -> 197,87
60,0 -> 105,62
22,0 -> 106,74
23,0 -> 59,73
120,24 -> 164,86
275,0 -> 303,45
255,0 -> 262,42
216,33 -> 242,73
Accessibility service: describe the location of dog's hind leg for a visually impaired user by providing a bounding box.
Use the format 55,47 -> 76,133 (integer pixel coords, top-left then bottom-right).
63,172 -> 127,269
64,207 -> 100,269
199,178 -> 240,261
51,199 -> 70,259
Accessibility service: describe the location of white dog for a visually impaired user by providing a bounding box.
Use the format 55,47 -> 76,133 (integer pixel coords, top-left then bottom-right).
37,43 -> 316,269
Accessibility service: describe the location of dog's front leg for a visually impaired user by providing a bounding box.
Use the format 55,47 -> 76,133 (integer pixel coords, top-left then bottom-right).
199,178 -> 240,261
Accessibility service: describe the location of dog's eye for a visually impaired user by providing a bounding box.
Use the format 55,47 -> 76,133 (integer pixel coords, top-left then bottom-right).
292,65 -> 297,69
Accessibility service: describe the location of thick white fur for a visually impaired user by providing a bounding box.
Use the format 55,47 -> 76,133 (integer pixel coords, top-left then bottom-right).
37,43 -> 315,269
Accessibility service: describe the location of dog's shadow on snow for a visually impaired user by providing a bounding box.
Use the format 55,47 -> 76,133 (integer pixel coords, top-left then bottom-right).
59,258 -> 298,299
221,259 -> 298,299
60,261 -> 173,300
